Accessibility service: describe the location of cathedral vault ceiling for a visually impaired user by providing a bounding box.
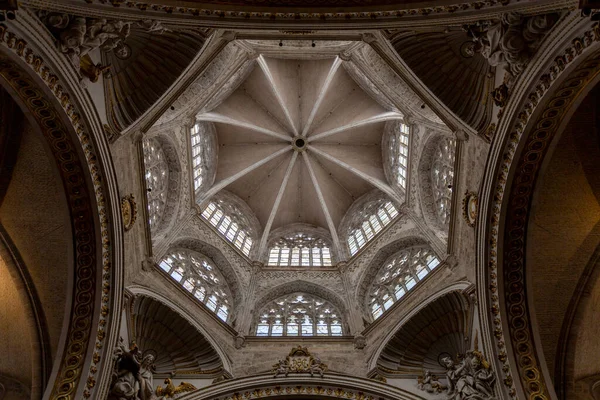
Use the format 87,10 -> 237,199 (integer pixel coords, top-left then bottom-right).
193,49 -> 411,258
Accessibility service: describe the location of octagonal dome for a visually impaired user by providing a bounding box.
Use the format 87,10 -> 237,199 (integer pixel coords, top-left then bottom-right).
194,54 -> 409,259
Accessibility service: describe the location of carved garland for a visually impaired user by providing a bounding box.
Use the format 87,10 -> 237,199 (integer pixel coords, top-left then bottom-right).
487,23 -> 600,400
0,23 -> 114,399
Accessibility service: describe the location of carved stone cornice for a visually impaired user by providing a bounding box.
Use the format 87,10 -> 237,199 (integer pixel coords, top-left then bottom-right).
21,0 -> 576,29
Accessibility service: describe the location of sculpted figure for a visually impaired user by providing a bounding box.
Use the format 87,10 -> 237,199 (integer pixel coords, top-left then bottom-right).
418,370 -> 446,393
108,340 -> 158,400
441,352 -> 496,400
272,359 -> 289,378
138,354 -> 157,400
465,12 -> 559,77
109,342 -> 141,400
38,11 -> 132,66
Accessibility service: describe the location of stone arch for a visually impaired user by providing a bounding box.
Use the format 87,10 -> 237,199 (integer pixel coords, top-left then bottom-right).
367,281 -> 472,372
125,286 -> 234,374
183,373 -> 426,400
127,294 -> 226,377
0,22 -> 124,400
476,18 -> 600,400
253,280 -> 350,335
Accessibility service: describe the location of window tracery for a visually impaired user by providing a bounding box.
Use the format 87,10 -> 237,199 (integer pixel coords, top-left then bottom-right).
191,122 -> 211,192
255,293 -> 343,337
201,201 -> 253,256
368,246 -> 440,319
268,233 -> 332,267
347,201 -> 399,256
431,137 -> 456,226
388,122 -> 410,189
159,248 -> 232,322
142,138 -> 169,231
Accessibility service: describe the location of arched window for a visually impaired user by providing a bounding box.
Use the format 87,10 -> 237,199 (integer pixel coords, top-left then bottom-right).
431,137 -> 456,226
347,201 -> 399,256
159,248 -> 231,321
388,122 -> 410,189
143,138 -> 169,231
268,233 -> 332,267
255,293 -> 343,337
368,246 -> 440,319
191,122 -> 212,191
201,201 -> 253,256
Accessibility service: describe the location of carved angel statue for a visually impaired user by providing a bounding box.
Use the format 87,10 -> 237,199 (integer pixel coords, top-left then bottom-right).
417,370 -> 446,393
308,356 -> 327,378
272,359 -> 290,378
155,378 -> 196,399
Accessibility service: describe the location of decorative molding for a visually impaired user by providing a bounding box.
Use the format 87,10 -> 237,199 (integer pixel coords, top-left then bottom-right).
481,16 -> 600,400
0,22 -> 117,399
121,193 -> 137,231
272,346 -> 328,378
21,0 -> 575,28
176,373 -> 425,400
461,190 -> 478,228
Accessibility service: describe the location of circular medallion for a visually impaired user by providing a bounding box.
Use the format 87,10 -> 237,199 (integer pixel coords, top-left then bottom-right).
121,194 -> 137,231
462,191 -> 478,227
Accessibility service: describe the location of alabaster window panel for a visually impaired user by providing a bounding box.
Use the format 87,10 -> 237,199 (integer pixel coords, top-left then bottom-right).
159,249 -> 232,322
347,201 -> 399,256
389,122 -> 410,189
432,137 -> 456,226
368,246 -> 440,319
142,138 -> 169,231
256,293 -> 343,337
190,121 -> 213,192
201,201 -> 253,256
268,233 -> 332,267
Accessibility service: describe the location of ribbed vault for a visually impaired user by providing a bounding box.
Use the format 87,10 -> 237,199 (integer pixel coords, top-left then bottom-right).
103,27 -> 210,131
196,55 -> 405,259
129,295 -> 223,376
376,291 -> 470,376
388,29 -> 493,133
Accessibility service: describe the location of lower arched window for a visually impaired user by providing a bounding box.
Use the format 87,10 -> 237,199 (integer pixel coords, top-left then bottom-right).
368,246 -> 440,319
159,249 -> 232,322
256,293 -> 343,337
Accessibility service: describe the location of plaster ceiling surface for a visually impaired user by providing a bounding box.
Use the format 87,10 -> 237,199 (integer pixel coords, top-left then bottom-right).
196,53 -> 407,250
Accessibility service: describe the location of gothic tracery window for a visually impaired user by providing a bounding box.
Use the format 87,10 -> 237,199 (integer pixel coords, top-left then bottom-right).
388,122 -> 410,189
268,233 -> 332,267
255,293 -> 343,337
347,201 -> 399,256
368,246 -> 440,319
431,137 -> 456,226
159,248 -> 232,322
201,201 -> 253,256
191,122 -> 210,191
143,138 -> 169,231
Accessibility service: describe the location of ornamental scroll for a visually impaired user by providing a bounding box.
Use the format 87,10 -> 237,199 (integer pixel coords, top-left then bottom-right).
272,346 -> 328,378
